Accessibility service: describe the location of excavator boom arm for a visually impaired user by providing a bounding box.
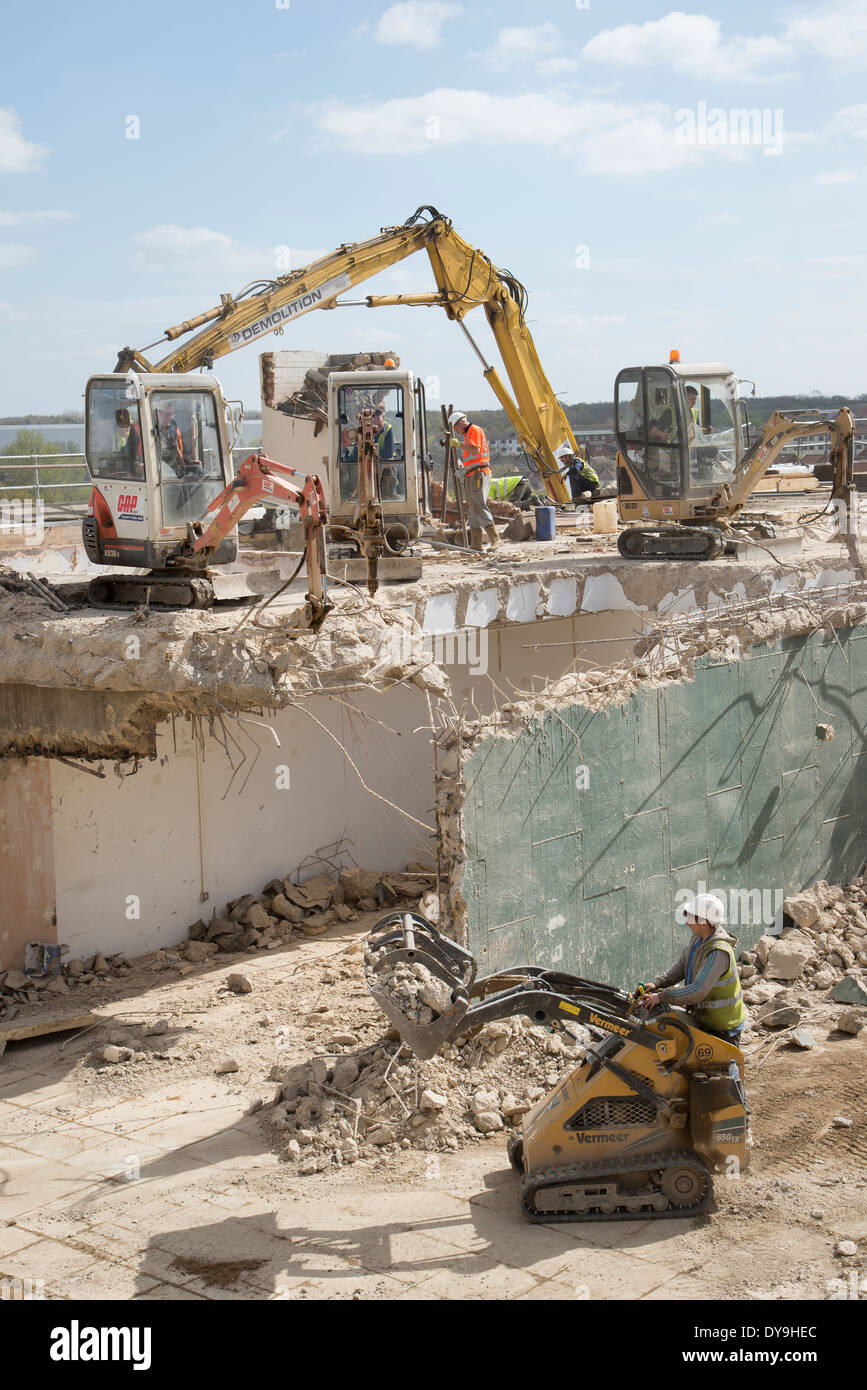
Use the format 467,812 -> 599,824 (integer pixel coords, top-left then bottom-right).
189,453 -> 330,626
115,209 -> 576,503
723,406 -> 856,514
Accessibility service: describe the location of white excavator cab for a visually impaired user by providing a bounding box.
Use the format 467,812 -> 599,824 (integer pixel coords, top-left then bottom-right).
327,367 -> 430,541
82,373 -> 238,572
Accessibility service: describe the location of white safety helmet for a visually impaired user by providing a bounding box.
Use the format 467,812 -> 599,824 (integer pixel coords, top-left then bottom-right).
448,410 -> 468,428
678,892 -> 726,926
555,441 -> 576,462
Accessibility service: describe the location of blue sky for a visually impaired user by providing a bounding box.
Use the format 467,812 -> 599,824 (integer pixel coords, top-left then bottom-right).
1,0 -> 865,414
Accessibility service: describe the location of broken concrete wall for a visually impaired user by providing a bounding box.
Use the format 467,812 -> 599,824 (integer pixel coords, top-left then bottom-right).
43,683 -> 435,966
0,758 -> 56,968
437,620 -> 867,982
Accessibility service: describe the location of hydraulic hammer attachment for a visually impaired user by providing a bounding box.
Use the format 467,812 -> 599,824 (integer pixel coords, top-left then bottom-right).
364,913 -> 476,1059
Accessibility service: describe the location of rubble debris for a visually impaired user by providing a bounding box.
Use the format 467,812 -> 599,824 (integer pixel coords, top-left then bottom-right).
363,950 -> 455,1027
832,1116 -> 853,1129
0,860 -> 438,1017
100,1044 -> 134,1064
274,352 -> 401,428
740,878 -> 867,1019
758,1004 -> 801,1029
267,1012 -> 587,1173
226,973 -> 253,995
835,1010 -> 864,1036
835,1239 -> 858,1256
215,1057 -> 240,1074
830,976 -> 867,1005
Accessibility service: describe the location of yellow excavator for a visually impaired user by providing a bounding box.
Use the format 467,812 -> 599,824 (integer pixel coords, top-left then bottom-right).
614,354 -> 857,559
366,914 -> 748,1222
84,207 -> 586,605
112,206 -> 580,503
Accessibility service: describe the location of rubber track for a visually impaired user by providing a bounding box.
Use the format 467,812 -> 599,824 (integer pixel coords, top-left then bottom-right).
519,1148 -> 712,1223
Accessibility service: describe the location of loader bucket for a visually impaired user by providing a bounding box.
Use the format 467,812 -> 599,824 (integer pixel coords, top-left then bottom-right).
364,912 -> 477,1060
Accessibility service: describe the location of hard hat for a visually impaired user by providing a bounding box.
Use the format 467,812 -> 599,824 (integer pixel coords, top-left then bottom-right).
678,892 -> 726,926
448,410 -> 468,428
555,442 -> 575,461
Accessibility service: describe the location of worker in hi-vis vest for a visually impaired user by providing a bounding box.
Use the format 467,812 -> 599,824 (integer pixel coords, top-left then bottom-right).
448,410 -> 498,551
555,442 -> 600,502
487,474 -> 543,508
637,893 -> 746,1045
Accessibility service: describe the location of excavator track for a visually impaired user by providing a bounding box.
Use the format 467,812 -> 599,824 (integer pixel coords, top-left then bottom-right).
88,574 -> 214,609
519,1149 -> 712,1223
617,526 -> 724,561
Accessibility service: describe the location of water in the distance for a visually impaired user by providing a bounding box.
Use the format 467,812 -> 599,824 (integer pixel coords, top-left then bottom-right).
0,419 -> 263,452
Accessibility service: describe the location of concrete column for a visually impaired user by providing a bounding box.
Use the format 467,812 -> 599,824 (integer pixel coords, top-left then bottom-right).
0,758 -> 56,970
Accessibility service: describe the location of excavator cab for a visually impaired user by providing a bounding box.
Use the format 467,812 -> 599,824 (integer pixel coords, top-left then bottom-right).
615,362 -> 748,558
83,373 -> 238,573
327,367 -> 430,543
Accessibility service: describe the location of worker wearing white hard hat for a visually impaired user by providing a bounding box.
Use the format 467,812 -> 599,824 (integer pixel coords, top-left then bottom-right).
555,440 -> 600,503
636,891 -> 746,1043
448,410 -> 497,551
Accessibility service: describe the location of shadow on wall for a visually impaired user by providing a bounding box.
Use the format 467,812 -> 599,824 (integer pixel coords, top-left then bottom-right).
454,626 -> 867,979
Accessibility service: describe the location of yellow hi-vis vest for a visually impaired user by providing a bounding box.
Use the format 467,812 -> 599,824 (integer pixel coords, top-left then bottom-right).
691,937 -> 744,1032
488,475 -> 522,502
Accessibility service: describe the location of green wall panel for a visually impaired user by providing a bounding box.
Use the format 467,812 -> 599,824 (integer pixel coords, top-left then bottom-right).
459,626 -> 867,981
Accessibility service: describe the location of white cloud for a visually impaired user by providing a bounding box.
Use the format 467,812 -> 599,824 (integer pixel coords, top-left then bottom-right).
0,244 -> 36,269
375,2 -> 461,50
582,12 -> 791,80
0,209 -> 76,227
310,88 -> 738,173
814,169 -> 866,184
827,104 -> 867,140
537,57 -> 581,80
0,108 -> 49,174
697,211 -> 740,225
478,23 -> 561,67
132,225 -> 328,281
785,1 -> 867,66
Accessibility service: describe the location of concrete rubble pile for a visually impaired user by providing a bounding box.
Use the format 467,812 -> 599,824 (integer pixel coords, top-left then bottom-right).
268,993 -> 589,1176
739,875 -> 867,1037
184,863 -> 436,958
275,352 -> 401,427
363,951 -> 454,1025
0,862 -> 435,1020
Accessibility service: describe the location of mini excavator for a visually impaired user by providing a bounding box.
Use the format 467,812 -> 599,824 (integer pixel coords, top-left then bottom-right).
366,913 -> 748,1223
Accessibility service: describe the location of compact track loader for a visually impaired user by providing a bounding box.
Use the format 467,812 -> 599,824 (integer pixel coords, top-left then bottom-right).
365,913 -> 748,1223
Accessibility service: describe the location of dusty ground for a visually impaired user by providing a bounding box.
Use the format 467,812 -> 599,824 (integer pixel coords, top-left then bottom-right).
1,914 -> 865,1302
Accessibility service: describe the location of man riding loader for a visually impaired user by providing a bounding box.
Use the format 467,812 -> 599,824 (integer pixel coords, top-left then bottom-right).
365,913 -> 748,1223
615,353 -> 857,558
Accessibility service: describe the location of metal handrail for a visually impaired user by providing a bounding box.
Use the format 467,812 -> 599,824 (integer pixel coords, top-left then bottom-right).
0,447 -> 263,527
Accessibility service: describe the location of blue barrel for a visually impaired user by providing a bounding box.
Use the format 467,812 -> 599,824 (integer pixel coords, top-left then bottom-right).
535,505 -> 556,541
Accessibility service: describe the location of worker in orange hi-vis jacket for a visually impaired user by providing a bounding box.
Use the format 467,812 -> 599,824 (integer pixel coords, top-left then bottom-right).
448,410 -> 499,551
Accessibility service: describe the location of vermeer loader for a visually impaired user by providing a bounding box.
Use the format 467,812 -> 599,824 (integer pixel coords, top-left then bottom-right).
366,913 -> 748,1223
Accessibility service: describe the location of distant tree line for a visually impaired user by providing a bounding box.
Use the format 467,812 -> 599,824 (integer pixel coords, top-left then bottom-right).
427,392 -> 867,445
0,413 -> 84,425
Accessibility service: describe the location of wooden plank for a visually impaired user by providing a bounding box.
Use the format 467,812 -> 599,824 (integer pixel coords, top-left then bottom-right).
0,1011 -> 96,1054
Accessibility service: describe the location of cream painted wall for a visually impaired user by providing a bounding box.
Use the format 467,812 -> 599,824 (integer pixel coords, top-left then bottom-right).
49,684 -> 435,961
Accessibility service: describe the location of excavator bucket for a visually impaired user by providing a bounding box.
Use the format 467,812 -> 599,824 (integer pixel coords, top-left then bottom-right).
364,912 -> 476,1059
